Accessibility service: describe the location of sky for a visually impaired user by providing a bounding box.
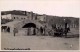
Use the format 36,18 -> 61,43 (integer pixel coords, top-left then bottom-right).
0,0 -> 80,18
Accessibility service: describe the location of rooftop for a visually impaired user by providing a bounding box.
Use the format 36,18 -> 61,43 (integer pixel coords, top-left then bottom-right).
1,10 -> 27,16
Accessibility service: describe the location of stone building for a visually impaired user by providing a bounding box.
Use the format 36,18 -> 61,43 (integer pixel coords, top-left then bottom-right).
1,10 -> 46,22
1,10 -> 49,36
1,10 -> 79,36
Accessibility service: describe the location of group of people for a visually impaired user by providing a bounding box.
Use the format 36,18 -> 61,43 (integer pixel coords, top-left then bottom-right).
2,24 -> 70,37
54,27 -> 63,37
13,26 -> 46,36
13,22 -> 71,37
54,26 -> 70,37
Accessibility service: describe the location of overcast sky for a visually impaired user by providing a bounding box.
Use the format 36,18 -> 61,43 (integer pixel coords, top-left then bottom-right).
0,0 -> 80,18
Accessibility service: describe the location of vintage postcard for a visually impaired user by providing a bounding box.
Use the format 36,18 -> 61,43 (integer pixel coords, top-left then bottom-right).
0,0 -> 80,50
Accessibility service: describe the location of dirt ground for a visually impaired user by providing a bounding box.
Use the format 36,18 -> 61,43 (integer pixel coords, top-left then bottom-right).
1,29 -> 79,50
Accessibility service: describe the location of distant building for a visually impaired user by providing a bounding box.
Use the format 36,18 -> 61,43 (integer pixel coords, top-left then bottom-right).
1,10 -> 79,28
1,10 -> 28,20
1,10 -> 46,22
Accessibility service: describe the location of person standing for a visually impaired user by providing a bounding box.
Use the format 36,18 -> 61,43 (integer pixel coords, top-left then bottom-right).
7,27 -> 10,32
43,27 -> 45,36
40,27 -> 43,35
64,23 -> 68,37
13,28 -> 18,37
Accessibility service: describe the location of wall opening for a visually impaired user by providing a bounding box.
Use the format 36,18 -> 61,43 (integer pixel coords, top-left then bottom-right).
22,23 -> 36,28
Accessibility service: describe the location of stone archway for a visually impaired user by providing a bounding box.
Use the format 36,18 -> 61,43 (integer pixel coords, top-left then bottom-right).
22,23 -> 36,28
22,23 -> 36,36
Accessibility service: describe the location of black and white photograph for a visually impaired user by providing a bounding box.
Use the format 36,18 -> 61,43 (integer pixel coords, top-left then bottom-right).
0,0 -> 80,50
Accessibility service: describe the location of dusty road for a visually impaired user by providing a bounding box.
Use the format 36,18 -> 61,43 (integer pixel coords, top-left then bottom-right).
1,31 -> 79,50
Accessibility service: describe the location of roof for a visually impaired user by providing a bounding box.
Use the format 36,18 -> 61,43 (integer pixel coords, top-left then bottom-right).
1,10 -> 27,16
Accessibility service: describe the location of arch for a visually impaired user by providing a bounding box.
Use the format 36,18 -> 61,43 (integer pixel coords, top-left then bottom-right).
22,23 -> 36,28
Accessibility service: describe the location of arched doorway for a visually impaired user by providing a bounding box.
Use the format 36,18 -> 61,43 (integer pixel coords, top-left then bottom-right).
22,23 -> 36,35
